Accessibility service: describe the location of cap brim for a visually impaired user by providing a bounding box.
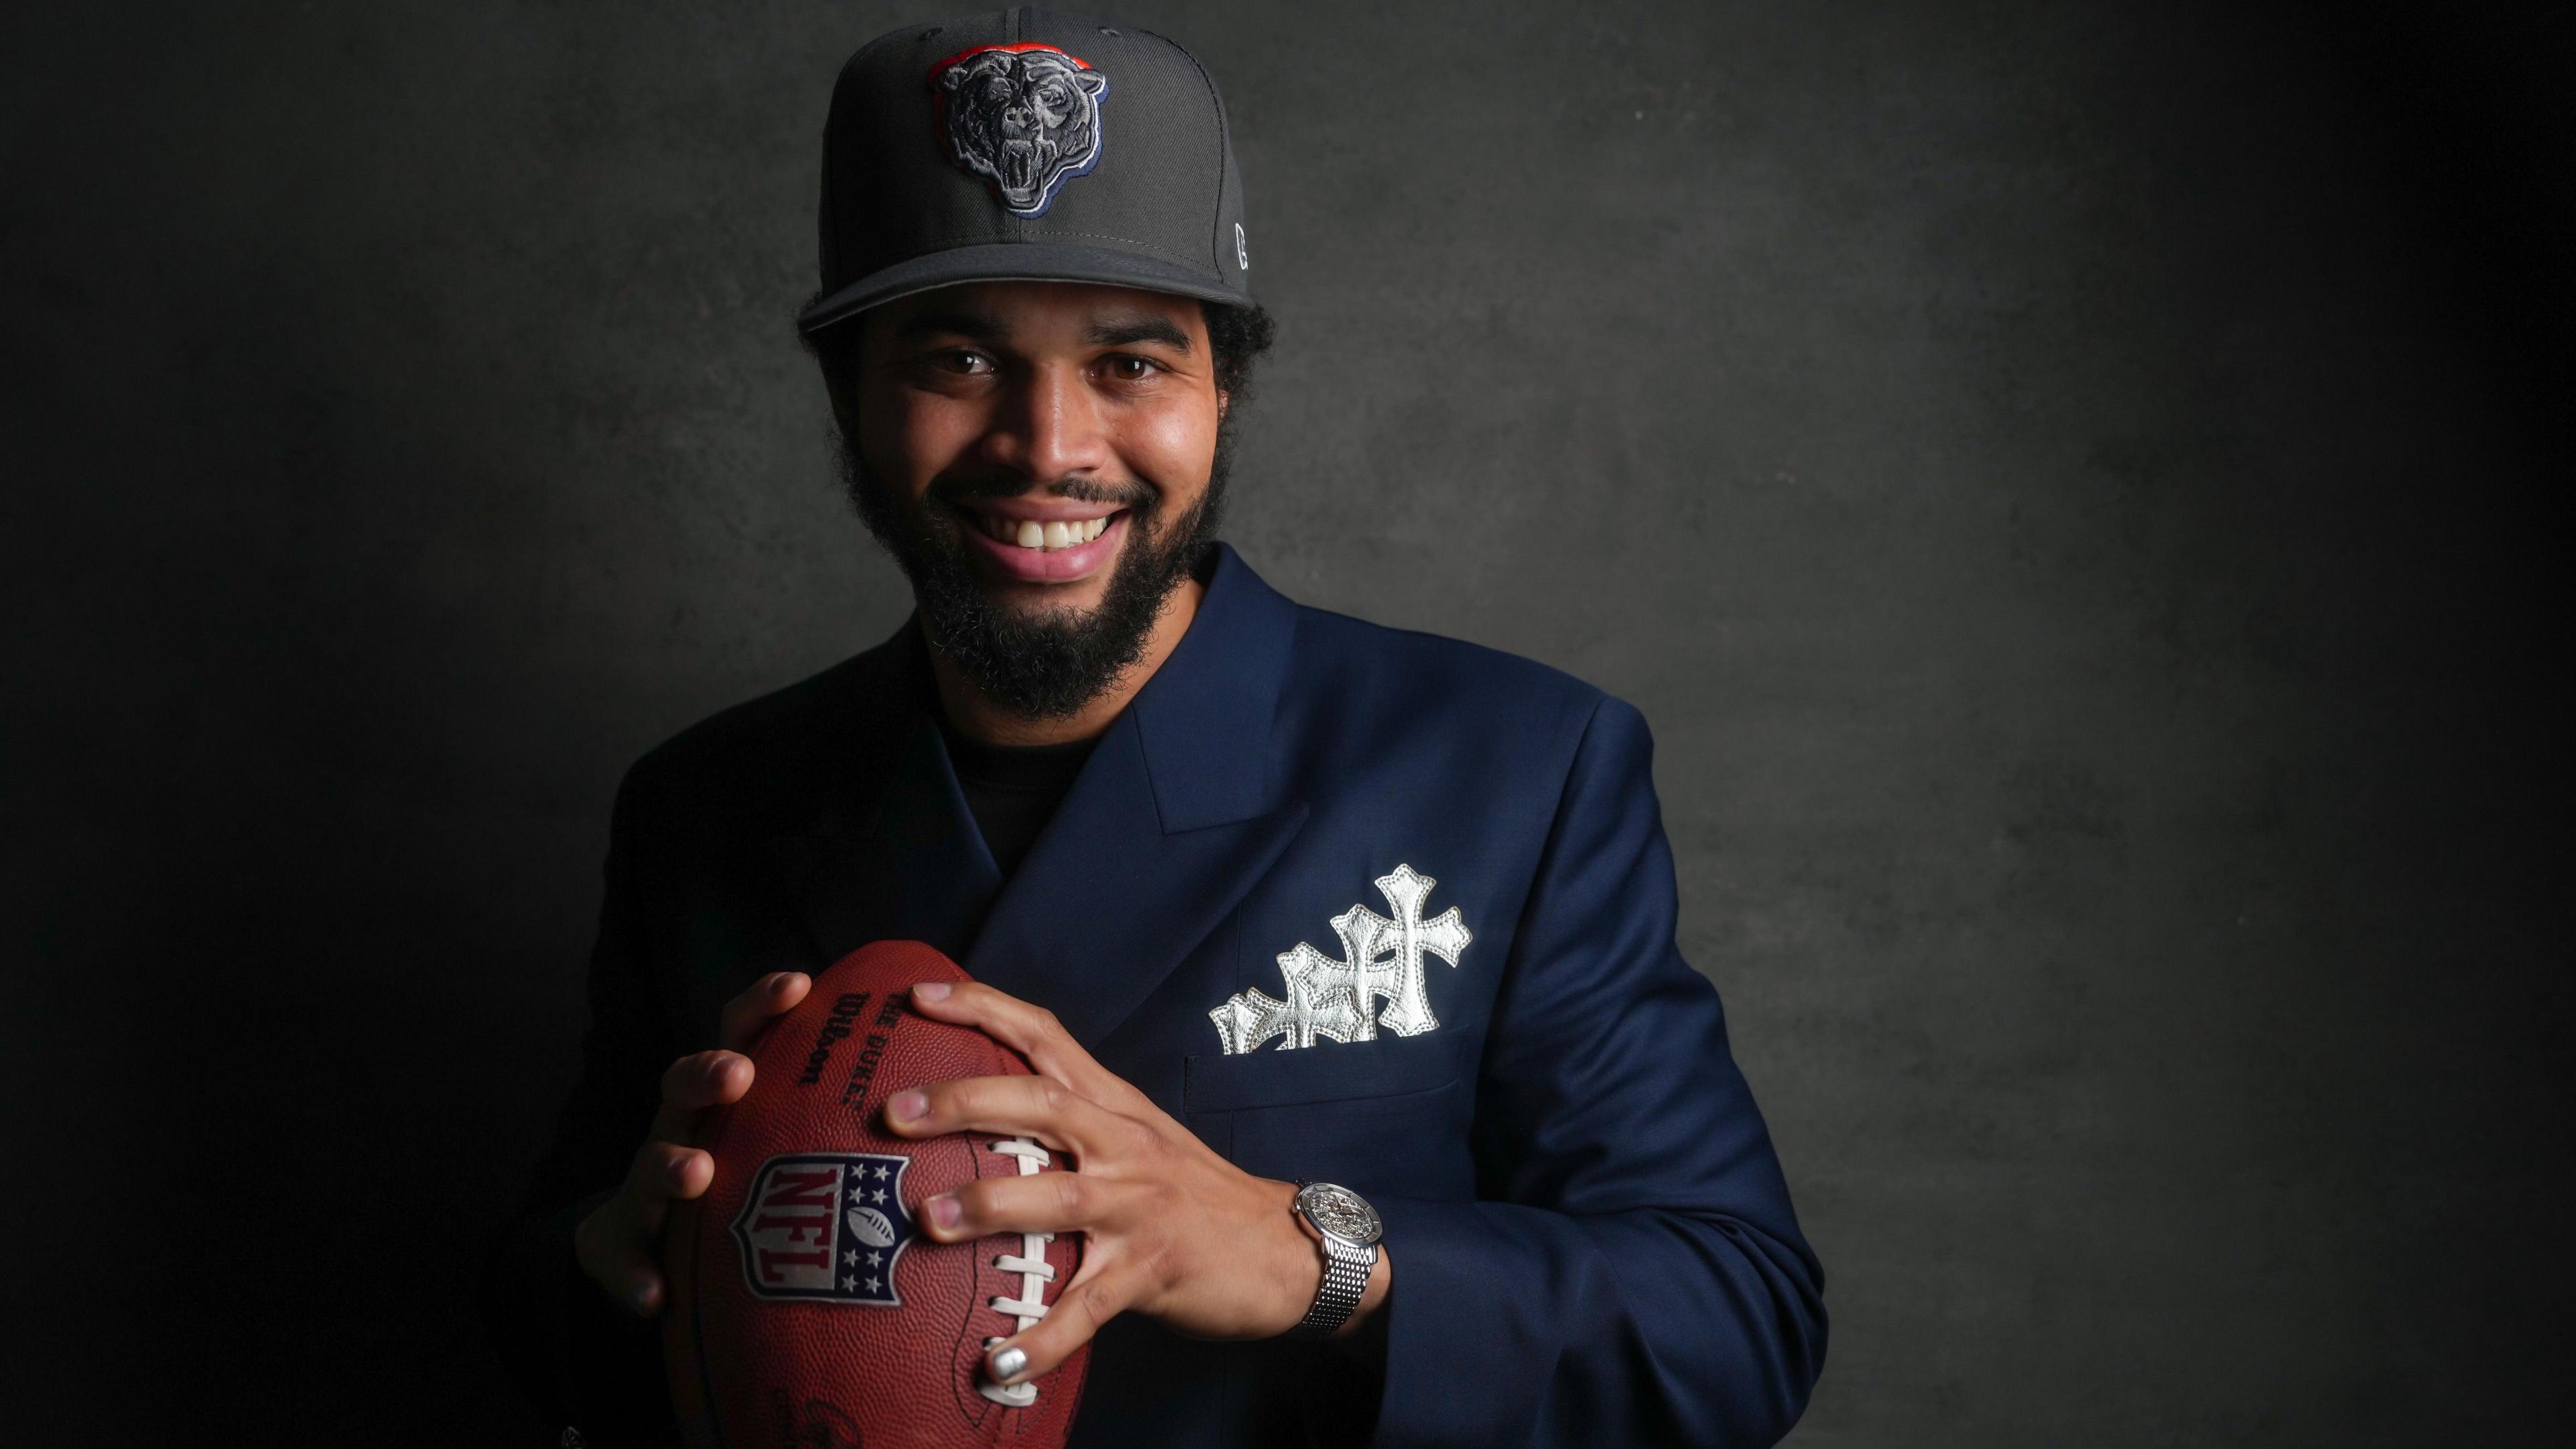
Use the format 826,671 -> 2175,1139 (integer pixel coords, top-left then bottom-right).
797,241 -> 1248,334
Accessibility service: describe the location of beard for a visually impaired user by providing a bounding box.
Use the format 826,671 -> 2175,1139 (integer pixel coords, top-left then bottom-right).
838,433 -> 1230,721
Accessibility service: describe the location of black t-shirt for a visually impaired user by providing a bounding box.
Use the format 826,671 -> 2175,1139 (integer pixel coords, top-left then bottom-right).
936,716 -> 1098,880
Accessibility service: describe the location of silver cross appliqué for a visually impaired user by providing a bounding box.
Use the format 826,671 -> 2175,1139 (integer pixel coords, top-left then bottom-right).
1210,864 -> 1473,1054
1207,945 -> 1364,1054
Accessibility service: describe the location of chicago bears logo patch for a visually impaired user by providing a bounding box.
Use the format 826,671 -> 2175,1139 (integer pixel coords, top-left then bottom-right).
930,42 -> 1109,217
730,1152 -> 914,1305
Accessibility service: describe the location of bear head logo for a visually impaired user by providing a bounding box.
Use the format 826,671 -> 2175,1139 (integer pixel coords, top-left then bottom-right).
931,43 -> 1112,218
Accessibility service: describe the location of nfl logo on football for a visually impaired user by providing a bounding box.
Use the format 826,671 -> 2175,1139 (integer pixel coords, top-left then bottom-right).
729,1152 -> 915,1305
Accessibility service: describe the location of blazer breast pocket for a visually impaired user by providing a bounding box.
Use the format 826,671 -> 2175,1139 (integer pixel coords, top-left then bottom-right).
1181,1030 -> 1461,1114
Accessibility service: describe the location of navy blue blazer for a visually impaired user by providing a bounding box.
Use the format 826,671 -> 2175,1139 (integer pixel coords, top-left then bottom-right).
488,545 -> 1826,1448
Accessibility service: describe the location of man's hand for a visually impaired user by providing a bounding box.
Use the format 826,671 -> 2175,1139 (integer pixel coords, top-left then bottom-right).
574,970 -> 814,1316
888,980 -> 1391,1393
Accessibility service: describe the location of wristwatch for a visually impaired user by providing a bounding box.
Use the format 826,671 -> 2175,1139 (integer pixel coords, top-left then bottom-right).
1287,1181 -> 1382,1339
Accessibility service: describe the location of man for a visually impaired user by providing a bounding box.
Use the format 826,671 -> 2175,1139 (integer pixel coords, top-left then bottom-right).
486,11 -> 1827,1446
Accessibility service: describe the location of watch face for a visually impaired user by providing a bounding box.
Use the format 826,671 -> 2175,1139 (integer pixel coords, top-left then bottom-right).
1296,1183 -> 1383,1244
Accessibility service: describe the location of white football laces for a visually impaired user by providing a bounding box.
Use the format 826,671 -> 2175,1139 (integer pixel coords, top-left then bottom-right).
977,1137 -> 1057,1408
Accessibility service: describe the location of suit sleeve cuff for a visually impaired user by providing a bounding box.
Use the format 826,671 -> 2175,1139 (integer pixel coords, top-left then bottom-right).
1369,1195 -> 1572,1449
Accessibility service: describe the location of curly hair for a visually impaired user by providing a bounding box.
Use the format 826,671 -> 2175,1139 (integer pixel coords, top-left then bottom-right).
1200,300 -> 1277,405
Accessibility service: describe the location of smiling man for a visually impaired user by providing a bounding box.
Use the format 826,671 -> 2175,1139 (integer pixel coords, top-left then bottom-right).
488,11 -> 1826,1448
825,281 -> 1249,745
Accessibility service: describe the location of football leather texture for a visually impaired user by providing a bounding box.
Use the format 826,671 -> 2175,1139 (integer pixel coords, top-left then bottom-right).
664,941 -> 1089,1448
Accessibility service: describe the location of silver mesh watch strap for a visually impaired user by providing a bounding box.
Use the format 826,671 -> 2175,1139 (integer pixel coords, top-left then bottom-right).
1294,1242 -> 1374,1337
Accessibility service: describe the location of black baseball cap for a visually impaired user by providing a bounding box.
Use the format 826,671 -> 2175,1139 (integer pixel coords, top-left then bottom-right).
796,7 -> 1253,335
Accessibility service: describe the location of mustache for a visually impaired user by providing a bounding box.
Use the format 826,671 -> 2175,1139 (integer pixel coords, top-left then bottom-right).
926,473 -> 1159,510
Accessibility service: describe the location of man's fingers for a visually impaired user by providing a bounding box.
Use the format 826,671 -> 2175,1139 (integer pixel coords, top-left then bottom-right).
661,1050 -> 751,1112
918,1168 -> 1145,1243
575,991 -> 804,1327
985,1255 -> 1147,1391
906,980 -> 1152,1113
719,970 -> 811,1054
882,1073 -> 1138,1160
646,1050 -> 751,1147
574,1195 -> 670,1319
578,1142 -> 710,1317
625,1140 -> 712,1220
590,1253 -> 667,1319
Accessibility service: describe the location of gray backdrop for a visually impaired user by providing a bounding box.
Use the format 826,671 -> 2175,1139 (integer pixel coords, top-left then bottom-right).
6,1 -> 2567,1444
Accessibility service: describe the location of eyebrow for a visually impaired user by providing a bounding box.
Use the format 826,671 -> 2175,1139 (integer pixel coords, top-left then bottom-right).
886,307 -> 1193,352
1085,315 -> 1193,352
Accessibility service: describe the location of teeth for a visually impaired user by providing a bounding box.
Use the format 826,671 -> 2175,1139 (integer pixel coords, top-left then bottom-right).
992,514 -> 1114,550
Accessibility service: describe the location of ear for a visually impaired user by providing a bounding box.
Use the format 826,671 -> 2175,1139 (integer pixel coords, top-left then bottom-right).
1215,387 -> 1230,421
1075,70 -> 1108,96
941,66 -> 971,93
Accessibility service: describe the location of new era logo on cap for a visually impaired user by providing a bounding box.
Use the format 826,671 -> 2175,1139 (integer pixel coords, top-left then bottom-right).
800,7 -> 1252,334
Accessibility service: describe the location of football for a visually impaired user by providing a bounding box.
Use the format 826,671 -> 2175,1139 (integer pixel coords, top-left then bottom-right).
664,941 -> 1088,1448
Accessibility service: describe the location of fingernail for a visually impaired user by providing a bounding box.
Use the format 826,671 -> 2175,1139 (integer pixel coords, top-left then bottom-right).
631,1283 -> 656,1314
989,1344 -> 1027,1382
771,972 -> 800,995
889,1091 -> 927,1123
926,1193 -> 961,1228
912,981 -> 950,1002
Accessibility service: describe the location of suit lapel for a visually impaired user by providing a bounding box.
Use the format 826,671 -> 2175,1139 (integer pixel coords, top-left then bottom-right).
786,547 -> 1305,1050
966,716 -> 1307,1048
969,547 -> 1305,1049
786,625 -> 1002,968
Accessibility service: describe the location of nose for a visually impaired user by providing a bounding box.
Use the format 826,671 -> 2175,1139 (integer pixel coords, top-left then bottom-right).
981,360 -> 1111,485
